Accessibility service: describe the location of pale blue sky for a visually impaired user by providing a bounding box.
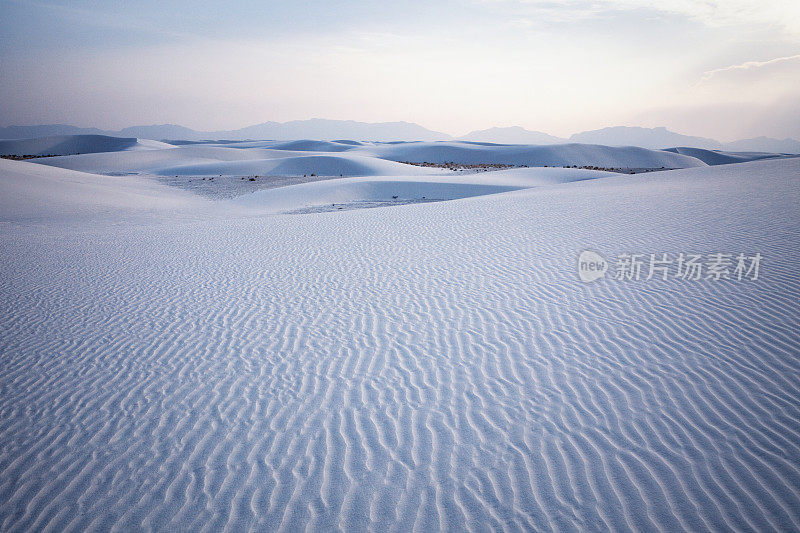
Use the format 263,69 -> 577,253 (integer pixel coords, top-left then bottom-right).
1,0 -> 799,139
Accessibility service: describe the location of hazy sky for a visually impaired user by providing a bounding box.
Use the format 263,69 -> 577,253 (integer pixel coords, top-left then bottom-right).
1,0 -> 799,140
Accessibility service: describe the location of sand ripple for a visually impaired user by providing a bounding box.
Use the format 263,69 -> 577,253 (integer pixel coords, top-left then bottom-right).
1,159 -> 799,531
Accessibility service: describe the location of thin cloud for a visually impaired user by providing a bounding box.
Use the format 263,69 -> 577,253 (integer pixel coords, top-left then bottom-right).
478,0 -> 800,35
699,54 -> 800,83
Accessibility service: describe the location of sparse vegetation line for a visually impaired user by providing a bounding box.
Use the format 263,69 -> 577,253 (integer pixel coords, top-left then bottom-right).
399,161 -> 670,174
0,154 -> 64,160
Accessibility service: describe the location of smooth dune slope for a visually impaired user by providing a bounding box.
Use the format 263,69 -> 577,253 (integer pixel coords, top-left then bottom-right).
0,158 -> 208,223
662,147 -> 796,166
154,154 -> 444,177
0,135 -> 173,156
265,140 -> 360,152
361,141 -> 707,168
32,140 -> 710,179
188,139 -> 362,152
33,145 -> 440,178
232,166 -> 613,214
0,157 -> 799,531
32,144 -> 305,174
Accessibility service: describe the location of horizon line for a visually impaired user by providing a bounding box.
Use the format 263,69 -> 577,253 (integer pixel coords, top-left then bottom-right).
0,119 -> 796,143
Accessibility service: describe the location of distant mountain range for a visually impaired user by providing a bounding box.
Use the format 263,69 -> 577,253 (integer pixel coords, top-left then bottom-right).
722,136 -> 800,154
1,120 -> 798,153
459,126 -> 800,153
568,126 -> 722,150
458,126 -> 564,145
0,120 -> 449,143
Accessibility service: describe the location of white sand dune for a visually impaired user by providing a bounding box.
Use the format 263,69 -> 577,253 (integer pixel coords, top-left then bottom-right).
0,135 -> 173,157
194,139 -> 365,151
33,145 -> 305,175
0,158 -> 210,223
361,141 -> 708,168
31,137 -> 711,179
663,147 -> 797,166
33,143 -> 438,178
232,167 -> 613,214
264,140 -> 360,152
154,154 -> 445,177
1,151 -> 799,531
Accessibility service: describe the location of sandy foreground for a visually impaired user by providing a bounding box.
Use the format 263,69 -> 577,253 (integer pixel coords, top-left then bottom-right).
1,140 -> 799,531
